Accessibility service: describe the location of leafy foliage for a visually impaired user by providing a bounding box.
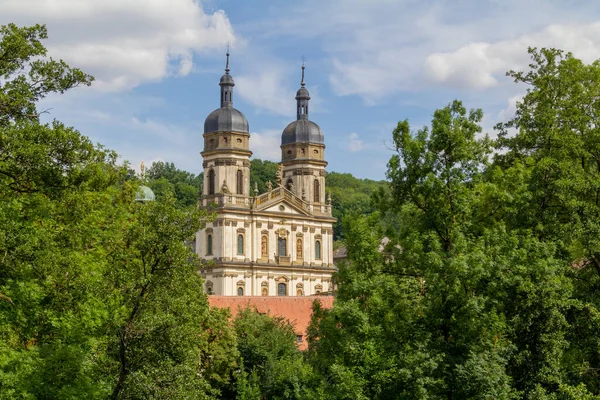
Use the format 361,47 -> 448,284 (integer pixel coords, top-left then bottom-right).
234,308 -> 322,400
145,161 -> 203,208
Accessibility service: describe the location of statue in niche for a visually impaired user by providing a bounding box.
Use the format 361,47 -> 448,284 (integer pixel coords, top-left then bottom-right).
289,182 -> 295,194
296,238 -> 303,258
261,235 -> 268,257
262,287 -> 268,296
221,179 -> 229,193
266,180 -> 273,191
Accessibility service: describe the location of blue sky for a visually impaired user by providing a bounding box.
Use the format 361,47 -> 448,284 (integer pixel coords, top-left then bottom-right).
5,0 -> 600,179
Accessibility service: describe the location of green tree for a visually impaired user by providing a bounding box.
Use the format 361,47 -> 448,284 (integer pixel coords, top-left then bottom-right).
308,99 -> 583,399
233,308 -> 321,400
0,23 -> 93,126
0,23 -> 238,399
495,47 -> 600,395
145,161 -> 203,208
249,159 -> 279,193
326,172 -> 386,242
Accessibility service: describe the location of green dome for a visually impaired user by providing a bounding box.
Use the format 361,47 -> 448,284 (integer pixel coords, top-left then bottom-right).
135,185 -> 155,202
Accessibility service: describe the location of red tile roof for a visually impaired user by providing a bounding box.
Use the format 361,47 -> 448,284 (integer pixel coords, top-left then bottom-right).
208,295 -> 334,350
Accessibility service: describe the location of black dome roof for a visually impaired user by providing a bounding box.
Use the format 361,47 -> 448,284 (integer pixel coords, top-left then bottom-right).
204,107 -> 249,134
281,119 -> 323,145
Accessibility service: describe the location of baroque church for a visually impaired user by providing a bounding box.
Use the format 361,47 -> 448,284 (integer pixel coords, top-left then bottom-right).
196,53 -> 336,297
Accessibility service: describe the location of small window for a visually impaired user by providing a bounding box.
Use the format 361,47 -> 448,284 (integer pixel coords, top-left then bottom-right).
207,234 -> 213,255
278,282 -> 287,296
314,179 -> 320,203
315,240 -> 321,260
296,334 -> 303,343
237,234 -> 244,255
236,170 -> 243,194
208,169 -> 215,195
237,287 -> 244,296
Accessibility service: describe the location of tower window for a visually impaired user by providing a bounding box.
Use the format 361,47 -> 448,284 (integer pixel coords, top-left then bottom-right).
208,169 -> 215,195
314,179 -> 320,203
237,234 -> 244,255
237,287 -> 244,296
206,234 -> 213,255
278,282 -> 287,297
315,240 -> 321,260
237,170 -> 243,194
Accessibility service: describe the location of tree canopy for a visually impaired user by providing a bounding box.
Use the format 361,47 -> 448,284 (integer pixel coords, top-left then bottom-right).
307,48 -> 600,399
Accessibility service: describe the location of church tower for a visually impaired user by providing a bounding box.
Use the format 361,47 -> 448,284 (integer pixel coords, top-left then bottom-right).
280,65 -> 327,206
201,51 -> 251,199
197,57 -> 335,298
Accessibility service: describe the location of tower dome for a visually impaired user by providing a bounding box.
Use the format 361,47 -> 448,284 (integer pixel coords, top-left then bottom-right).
281,64 -> 323,145
135,185 -> 155,202
204,51 -> 249,134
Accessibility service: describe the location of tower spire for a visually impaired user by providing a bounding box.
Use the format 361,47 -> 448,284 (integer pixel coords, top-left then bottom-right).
225,42 -> 230,74
295,60 -> 310,120
301,56 -> 305,87
219,47 -> 234,108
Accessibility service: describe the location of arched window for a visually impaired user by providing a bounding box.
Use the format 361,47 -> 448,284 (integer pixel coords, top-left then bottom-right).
261,235 -> 268,257
237,287 -> 244,296
315,284 -> 323,294
315,240 -> 321,259
277,237 -> 287,257
314,179 -> 320,203
236,170 -> 243,194
206,234 -> 213,255
208,169 -> 215,195
278,283 -> 287,296
237,234 -> 244,255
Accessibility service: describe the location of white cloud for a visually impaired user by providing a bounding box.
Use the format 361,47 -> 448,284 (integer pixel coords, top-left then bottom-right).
129,117 -> 189,145
236,65 -> 295,116
425,22 -> 600,89
497,94 -> 524,123
250,129 -> 281,161
261,0 -> 600,100
1,0 -> 238,91
347,133 -> 365,152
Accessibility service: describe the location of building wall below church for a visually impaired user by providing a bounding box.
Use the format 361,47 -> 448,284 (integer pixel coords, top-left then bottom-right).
203,265 -> 333,296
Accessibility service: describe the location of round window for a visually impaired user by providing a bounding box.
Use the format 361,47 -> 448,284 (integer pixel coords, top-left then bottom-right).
279,205 -> 285,211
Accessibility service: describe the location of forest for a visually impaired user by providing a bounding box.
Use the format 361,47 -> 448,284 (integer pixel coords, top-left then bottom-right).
2,23 -> 600,399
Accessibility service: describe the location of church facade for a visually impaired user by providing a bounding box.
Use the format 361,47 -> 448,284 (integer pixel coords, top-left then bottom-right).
196,53 -> 336,297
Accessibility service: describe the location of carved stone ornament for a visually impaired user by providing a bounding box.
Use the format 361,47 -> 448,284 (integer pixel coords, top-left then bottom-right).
277,228 -> 287,239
